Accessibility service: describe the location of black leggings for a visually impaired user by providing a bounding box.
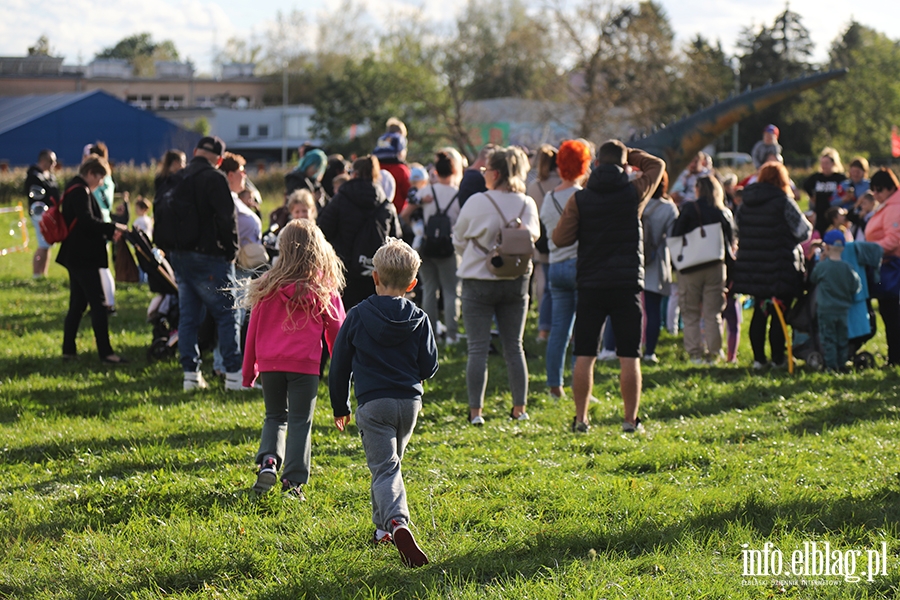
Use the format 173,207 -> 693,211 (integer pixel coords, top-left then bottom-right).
749,296 -> 788,365
63,267 -> 113,358
877,293 -> 900,365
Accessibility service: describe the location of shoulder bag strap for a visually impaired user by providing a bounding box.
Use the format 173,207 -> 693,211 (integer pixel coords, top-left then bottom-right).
430,184 -> 445,215
550,190 -> 564,215
691,201 -> 707,236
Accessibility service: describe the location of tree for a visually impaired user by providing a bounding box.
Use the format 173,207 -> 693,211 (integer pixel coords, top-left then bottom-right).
96,33 -> 180,77
27,36 -> 53,56
551,0 -> 678,138
215,36 -> 264,68
802,22 -> 900,160
736,6 -> 815,157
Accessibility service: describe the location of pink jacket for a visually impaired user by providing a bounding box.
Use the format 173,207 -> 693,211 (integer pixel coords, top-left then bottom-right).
242,282 -> 345,386
865,189 -> 900,258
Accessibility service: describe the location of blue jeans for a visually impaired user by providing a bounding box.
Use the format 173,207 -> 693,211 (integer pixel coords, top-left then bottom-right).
169,250 -> 241,373
643,291 -> 663,356
538,262 -> 552,332
546,258 -> 577,387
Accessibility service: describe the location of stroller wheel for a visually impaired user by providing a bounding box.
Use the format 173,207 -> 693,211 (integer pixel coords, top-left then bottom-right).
853,351 -> 876,371
148,337 -> 173,362
806,351 -> 824,371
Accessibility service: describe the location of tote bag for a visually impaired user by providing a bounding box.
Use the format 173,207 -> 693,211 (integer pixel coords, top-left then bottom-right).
666,203 -> 725,271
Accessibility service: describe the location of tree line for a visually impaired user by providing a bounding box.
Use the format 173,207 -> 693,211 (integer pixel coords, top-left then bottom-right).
33,0 -> 900,165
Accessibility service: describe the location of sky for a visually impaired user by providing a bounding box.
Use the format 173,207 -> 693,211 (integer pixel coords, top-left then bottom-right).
3,0 -> 899,75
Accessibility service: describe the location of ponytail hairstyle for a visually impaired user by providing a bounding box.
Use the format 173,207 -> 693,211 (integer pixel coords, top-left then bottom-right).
486,146 -> 530,194
242,219 -> 345,326
535,144 -> 558,181
434,150 -> 455,178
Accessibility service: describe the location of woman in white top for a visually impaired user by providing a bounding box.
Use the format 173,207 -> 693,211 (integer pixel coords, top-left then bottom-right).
540,140 -> 592,399
453,146 -> 540,425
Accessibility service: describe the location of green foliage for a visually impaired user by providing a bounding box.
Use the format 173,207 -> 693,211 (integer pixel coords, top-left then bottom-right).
2,222 -> 900,597
96,33 -> 180,77
800,22 -> 900,161
188,117 -> 212,137
27,35 -> 52,57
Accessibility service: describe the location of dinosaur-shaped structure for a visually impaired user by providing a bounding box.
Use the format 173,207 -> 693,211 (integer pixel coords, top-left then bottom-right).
632,69 -> 848,178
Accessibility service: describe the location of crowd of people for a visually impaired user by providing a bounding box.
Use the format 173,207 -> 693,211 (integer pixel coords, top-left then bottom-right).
21,118 -> 900,568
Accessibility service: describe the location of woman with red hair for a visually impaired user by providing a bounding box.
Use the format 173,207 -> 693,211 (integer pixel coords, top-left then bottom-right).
541,139 -> 592,399
731,162 -> 812,369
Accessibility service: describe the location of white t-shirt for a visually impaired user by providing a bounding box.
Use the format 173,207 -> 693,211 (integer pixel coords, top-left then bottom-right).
540,186 -> 580,263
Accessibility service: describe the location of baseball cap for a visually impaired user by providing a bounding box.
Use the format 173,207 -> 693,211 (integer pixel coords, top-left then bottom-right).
196,136 -> 226,156
823,230 -> 846,247
764,124 -> 780,137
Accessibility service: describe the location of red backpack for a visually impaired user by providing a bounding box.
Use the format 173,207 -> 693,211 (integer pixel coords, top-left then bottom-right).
40,184 -> 85,244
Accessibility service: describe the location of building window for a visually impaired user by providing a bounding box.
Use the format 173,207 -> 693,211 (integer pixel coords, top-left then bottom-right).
141,95 -> 152,108
257,125 -> 269,138
238,125 -> 250,138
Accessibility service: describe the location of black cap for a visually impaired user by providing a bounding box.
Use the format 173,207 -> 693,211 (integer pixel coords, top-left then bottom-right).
196,136 -> 225,156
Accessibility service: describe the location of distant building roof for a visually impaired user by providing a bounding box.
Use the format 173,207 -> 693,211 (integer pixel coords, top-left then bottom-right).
0,92 -> 94,136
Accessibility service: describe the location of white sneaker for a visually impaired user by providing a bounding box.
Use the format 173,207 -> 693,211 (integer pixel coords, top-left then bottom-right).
642,354 -> 659,364
183,371 -> 208,391
597,349 -> 617,361
225,370 -> 250,391
752,361 -> 767,370
470,415 -> 485,426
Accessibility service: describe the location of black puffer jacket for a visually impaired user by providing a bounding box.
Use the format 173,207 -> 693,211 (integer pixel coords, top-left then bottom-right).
25,165 -> 60,207
731,182 -> 805,299
317,178 -> 402,307
571,164 -> 643,291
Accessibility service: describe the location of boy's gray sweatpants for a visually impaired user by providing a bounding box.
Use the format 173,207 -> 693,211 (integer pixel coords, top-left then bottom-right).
356,397 -> 421,531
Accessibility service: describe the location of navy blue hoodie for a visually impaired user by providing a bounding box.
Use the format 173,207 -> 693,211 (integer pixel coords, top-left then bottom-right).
329,294 -> 439,417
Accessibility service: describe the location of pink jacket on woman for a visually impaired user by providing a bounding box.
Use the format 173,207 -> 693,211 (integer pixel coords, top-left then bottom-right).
242,283 -> 345,386
864,189 -> 900,258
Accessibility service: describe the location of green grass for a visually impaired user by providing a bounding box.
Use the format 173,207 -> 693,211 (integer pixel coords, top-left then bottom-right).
2,223 -> 900,598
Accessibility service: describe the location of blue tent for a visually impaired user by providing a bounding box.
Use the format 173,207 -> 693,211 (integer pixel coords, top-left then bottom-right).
0,90 -> 201,166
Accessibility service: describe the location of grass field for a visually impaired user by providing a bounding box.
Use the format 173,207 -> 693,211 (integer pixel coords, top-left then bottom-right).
1,217 -> 900,599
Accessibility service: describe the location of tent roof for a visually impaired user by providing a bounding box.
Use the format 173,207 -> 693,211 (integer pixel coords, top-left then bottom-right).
0,92 -> 96,136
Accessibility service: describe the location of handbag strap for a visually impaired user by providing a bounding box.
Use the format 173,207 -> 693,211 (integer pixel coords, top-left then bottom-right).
550,190 -> 564,215
690,201 -> 707,238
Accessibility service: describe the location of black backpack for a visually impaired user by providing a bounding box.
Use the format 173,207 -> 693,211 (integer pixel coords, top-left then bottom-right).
348,199 -> 396,281
422,185 -> 457,258
152,166 -> 200,251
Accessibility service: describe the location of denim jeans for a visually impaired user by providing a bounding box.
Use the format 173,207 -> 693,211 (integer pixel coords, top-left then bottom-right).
643,291 -> 663,356
546,258 -> 577,387
461,277 -> 529,408
537,262 -> 553,332
169,250 -> 241,373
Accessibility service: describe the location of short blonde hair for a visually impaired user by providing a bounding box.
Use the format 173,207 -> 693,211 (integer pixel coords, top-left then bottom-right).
373,238 -> 420,290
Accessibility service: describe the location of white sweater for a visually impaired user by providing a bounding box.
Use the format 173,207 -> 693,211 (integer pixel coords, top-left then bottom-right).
453,190 -> 540,280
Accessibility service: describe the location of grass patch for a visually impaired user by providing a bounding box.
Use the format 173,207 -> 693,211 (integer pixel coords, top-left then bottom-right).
1,222 -> 900,598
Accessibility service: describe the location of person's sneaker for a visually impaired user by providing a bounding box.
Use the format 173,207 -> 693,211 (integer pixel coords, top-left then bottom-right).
752,361 -> 767,370
470,415 -> 485,426
622,418 -> 645,434
770,359 -> 787,369
225,370 -> 250,391
597,349 -> 617,361
372,529 -> 393,545
281,479 -> 306,501
252,457 -> 278,494
390,521 -> 429,568
642,353 -> 659,364
571,417 -> 589,433
690,357 -> 705,365
183,371 -> 208,391
509,408 -> 529,421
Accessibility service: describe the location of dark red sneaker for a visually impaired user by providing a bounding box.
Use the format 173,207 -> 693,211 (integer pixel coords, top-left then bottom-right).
391,521 -> 428,568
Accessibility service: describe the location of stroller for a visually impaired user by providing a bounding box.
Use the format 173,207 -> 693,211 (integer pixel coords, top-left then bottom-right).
127,229 -> 180,362
786,273 -> 878,372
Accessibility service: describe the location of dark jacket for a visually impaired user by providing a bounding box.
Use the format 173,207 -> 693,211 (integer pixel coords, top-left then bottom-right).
55,176 -> 117,270
671,198 -> 736,274
458,169 -> 487,208
731,182 -> 806,299
24,165 -> 60,207
329,294 -> 439,416
318,179 -> 402,306
552,149 -> 664,291
183,156 -> 238,258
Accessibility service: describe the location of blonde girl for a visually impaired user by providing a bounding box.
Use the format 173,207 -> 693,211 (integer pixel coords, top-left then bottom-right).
241,219 -> 346,499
